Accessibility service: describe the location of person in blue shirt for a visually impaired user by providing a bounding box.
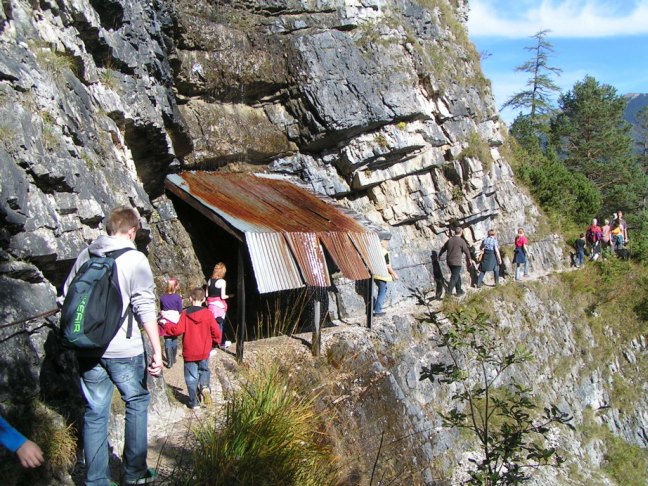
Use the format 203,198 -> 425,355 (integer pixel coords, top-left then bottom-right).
0,415 -> 44,468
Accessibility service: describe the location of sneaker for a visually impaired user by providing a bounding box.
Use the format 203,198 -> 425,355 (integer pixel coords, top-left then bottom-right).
456,290 -> 466,296
221,340 -> 232,349
373,312 -> 386,317
200,387 -> 212,406
124,468 -> 158,485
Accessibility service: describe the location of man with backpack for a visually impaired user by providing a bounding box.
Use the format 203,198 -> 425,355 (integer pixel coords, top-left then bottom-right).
585,218 -> 603,261
62,206 -> 162,486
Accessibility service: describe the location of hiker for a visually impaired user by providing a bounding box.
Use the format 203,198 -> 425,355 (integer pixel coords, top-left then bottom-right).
159,277 -> 182,369
438,227 -> 473,296
373,239 -> 399,316
585,218 -> 602,261
63,206 -> 162,486
476,229 -> 502,288
614,210 -> 628,244
207,262 -> 229,343
0,416 -> 43,468
611,218 -> 624,250
164,287 -> 222,410
431,250 -> 445,299
601,219 -> 612,258
574,233 -> 586,268
513,228 -> 529,280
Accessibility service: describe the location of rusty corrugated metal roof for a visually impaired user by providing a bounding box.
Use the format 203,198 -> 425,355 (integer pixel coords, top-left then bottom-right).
165,171 -> 388,293
246,232 -> 304,294
319,232 -> 371,280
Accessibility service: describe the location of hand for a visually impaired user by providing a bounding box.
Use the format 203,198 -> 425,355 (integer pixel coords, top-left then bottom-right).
16,440 -> 43,468
147,352 -> 163,377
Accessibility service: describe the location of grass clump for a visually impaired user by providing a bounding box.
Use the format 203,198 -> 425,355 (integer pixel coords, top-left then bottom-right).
458,130 -> 493,172
187,363 -> 339,485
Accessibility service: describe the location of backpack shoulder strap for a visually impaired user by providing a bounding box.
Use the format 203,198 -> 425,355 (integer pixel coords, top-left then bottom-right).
105,247 -> 135,338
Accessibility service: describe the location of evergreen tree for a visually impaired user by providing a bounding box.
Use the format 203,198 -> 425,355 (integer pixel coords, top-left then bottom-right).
501,30 -> 562,123
550,76 -> 648,215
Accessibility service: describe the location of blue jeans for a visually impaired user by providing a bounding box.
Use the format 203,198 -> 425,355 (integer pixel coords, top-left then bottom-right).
515,262 -> 529,280
576,250 -> 584,267
80,354 -> 150,486
164,337 -> 178,367
184,359 -> 210,407
374,279 -> 388,313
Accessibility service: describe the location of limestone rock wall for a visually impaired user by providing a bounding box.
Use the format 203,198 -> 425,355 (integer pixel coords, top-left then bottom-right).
0,0 -> 571,477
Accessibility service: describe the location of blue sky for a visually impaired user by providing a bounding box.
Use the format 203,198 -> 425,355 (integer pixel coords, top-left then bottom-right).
467,0 -> 648,124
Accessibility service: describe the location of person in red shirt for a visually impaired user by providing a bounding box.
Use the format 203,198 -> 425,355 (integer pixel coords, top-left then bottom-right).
165,287 -> 222,409
513,228 -> 529,280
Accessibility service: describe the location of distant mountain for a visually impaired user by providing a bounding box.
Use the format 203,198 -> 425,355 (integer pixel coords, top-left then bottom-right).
624,93 -> 648,154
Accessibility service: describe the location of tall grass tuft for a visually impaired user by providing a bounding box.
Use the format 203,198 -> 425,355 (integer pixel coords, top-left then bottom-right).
254,289 -> 309,339
187,364 -> 339,485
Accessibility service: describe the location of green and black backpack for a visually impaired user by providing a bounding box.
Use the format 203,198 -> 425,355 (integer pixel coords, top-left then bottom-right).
60,248 -> 134,356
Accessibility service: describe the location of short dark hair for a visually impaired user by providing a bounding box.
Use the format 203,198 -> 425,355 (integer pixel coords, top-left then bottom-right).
190,287 -> 205,301
106,206 -> 139,236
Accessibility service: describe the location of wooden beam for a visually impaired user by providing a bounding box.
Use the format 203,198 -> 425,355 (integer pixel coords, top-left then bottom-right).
236,242 -> 246,363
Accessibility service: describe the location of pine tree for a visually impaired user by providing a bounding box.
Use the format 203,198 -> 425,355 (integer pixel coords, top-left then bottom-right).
501,30 -> 562,123
550,76 -> 647,215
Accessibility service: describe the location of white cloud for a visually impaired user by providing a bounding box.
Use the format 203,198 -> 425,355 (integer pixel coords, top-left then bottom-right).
468,0 -> 648,38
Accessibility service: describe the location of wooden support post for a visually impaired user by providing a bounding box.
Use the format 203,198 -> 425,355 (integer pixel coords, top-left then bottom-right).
312,297 -> 321,357
367,277 -> 374,329
236,243 -> 246,364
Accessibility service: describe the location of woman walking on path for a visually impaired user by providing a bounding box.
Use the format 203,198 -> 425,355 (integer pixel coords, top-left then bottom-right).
476,229 -> 502,287
513,228 -> 529,280
159,277 -> 182,368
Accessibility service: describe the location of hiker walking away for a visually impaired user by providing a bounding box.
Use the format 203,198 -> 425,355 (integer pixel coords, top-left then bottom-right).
164,287 -> 221,410
585,218 -> 602,261
601,219 -> 612,258
574,233 -> 586,268
0,415 -> 43,468
513,228 -> 530,280
611,218 -> 624,250
476,229 -> 502,288
614,210 -> 629,245
431,250 -> 445,299
159,277 -> 182,369
438,227 -> 473,296
207,262 -> 229,347
374,238 -> 399,316
63,206 -> 162,486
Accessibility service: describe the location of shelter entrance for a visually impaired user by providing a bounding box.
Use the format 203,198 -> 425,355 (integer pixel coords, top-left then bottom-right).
165,171 -> 389,361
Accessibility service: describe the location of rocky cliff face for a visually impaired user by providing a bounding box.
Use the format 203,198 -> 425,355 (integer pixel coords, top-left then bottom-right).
0,0 -> 612,482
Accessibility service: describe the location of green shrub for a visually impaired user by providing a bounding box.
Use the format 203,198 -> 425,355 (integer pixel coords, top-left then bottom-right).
187,364 -> 338,485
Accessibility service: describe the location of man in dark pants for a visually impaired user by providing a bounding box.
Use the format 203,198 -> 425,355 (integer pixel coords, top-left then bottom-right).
438,227 -> 473,296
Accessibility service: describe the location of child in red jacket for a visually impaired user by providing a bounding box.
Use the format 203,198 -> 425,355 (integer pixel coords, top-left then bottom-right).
165,287 -> 222,409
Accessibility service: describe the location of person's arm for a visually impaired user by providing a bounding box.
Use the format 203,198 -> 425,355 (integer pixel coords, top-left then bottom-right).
495,246 -> 502,265
165,313 -> 186,337
129,255 -> 162,376
387,263 -> 399,280
142,320 -> 163,376
220,280 -> 228,299
438,241 -> 448,258
0,417 -> 43,468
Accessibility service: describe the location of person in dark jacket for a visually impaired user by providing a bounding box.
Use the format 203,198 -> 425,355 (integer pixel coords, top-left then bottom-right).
438,227 -> 473,296
165,287 -> 222,409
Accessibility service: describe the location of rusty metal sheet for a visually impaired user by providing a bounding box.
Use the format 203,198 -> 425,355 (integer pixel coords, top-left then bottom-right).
246,233 -> 304,293
319,232 -> 371,280
169,172 -> 368,233
349,232 -> 389,277
284,232 -> 331,287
